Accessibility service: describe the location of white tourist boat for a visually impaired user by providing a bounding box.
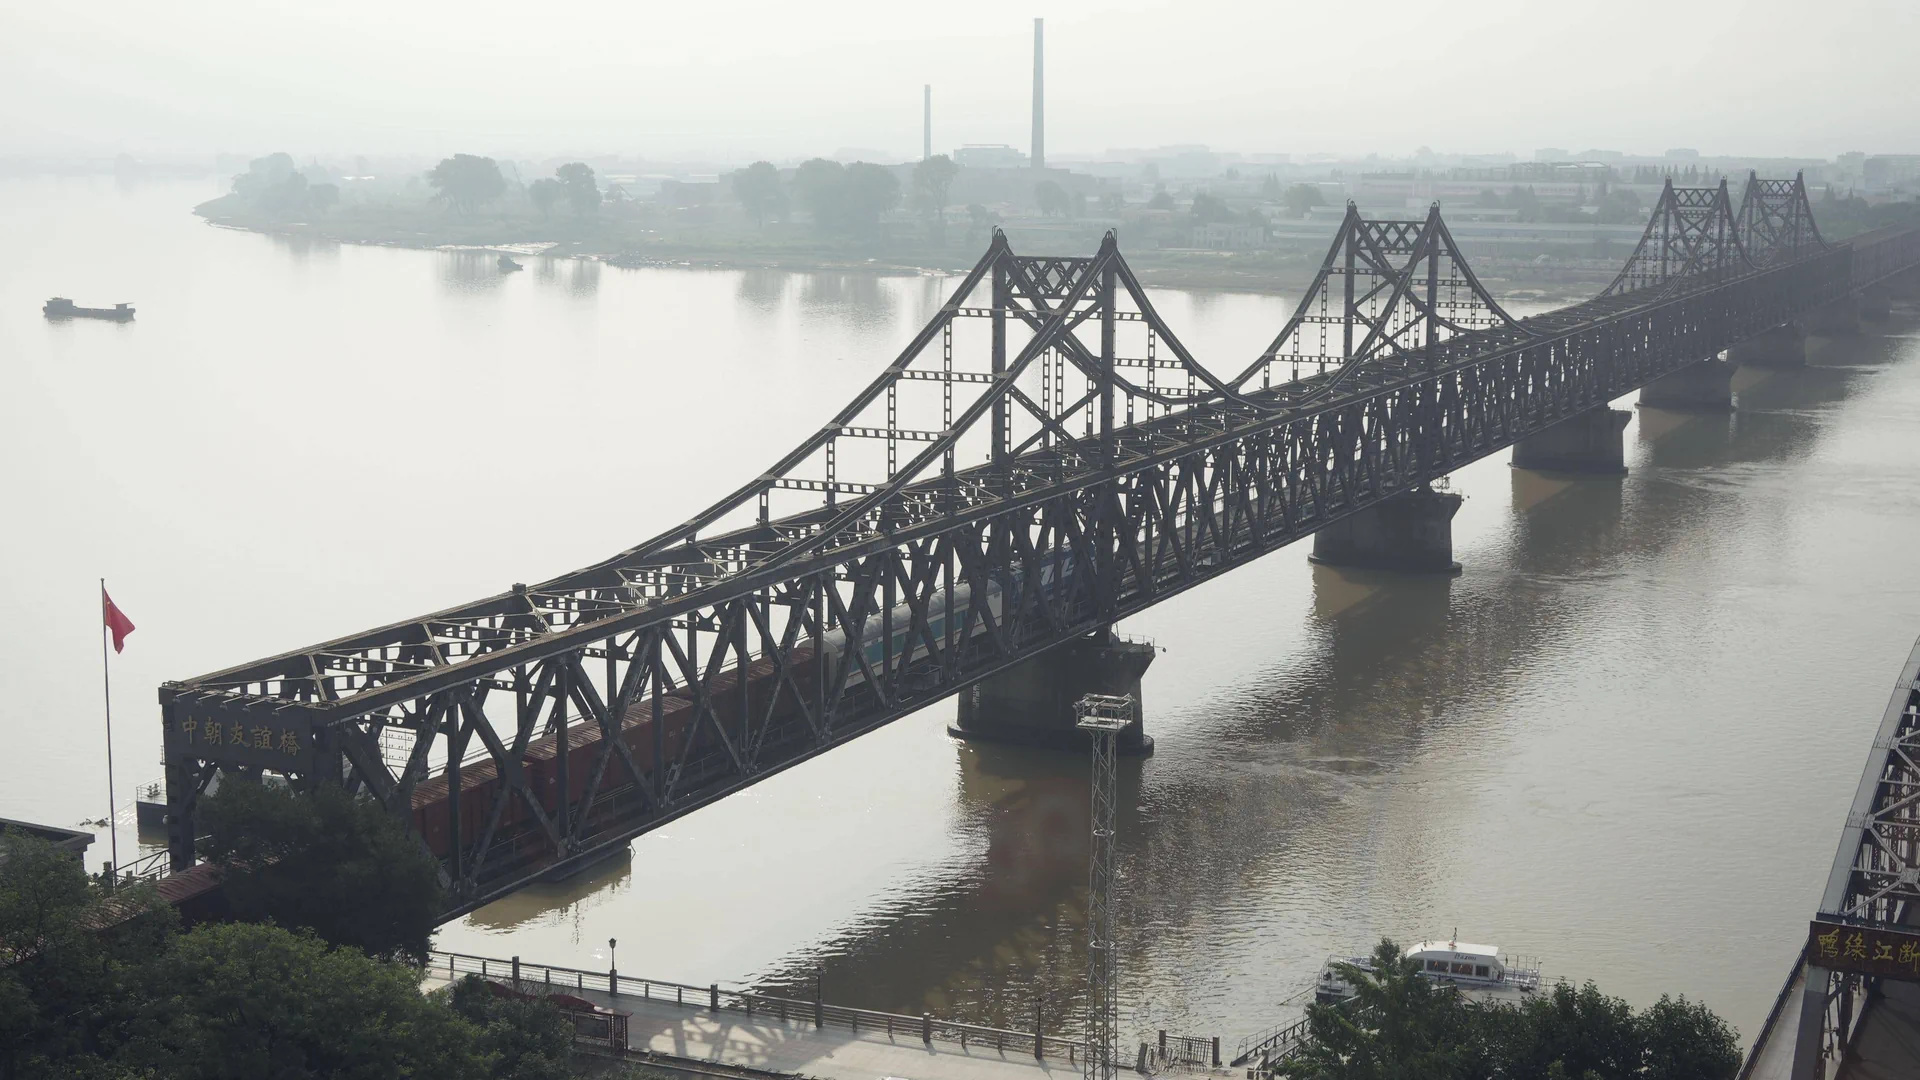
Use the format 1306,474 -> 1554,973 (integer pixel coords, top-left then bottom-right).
1315,938 -> 1545,1005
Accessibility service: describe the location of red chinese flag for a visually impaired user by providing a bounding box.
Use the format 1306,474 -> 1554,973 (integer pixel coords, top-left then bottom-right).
103,591 -> 136,653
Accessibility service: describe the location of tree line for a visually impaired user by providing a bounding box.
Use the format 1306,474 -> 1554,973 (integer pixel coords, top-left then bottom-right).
1279,941 -> 1741,1080
0,784 -> 651,1080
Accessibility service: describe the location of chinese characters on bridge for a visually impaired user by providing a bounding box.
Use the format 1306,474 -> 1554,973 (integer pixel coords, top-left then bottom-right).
1808,920 -> 1920,981
165,712 -> 314,774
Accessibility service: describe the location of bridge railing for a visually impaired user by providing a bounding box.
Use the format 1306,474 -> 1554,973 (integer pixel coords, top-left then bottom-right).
428,949 -> 1084,1061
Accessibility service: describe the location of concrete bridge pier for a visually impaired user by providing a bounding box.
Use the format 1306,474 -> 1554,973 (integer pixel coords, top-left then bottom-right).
1638,357 -> 1735,412
1308,483 -> 1463,575
1511,405 -> 1631,475
949,628 -> 1156,755
1803,295 -> 1861,337
1859,287 -> 1892,322
1730,323 -> 1807,368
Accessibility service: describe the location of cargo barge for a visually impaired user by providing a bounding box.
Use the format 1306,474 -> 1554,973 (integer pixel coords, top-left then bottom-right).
44,297 -> 134,321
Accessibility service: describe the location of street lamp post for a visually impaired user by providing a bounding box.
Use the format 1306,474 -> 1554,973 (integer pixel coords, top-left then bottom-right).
609,937 -> 619,997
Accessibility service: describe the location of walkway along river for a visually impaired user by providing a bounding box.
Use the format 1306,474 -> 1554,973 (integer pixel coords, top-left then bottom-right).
3,176 -> 1918,1050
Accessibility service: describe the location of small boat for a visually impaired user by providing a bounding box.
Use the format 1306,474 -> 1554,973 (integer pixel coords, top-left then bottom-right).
1316,938 -> 1544,1005
498,255 -> 524,272
44,298 -> 134,321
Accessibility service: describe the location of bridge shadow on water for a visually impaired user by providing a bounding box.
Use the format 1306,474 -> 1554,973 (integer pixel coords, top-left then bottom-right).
705,318 -> 1919,1035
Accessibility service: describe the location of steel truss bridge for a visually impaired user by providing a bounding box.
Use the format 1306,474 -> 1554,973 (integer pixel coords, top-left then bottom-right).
161,175 -> 1920,917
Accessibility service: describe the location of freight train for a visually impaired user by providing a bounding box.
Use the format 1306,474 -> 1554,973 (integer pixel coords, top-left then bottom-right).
409,555 -> 1081,863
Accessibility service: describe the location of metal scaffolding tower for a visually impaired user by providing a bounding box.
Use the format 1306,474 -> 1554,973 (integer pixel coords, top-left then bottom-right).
1077,692 -> 1133,1080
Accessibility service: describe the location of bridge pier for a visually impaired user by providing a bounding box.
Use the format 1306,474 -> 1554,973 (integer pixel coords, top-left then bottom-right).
1511,405 -> 1631,475
949,629 -> 1156,755
1638,357 -> 1735,412
1804,296 -> 1861,337
1730,323 -> 1807,368
1308,484 -> 1463,575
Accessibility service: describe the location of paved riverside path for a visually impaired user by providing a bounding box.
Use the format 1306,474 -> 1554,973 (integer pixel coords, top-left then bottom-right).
421,967 -> 1086,1080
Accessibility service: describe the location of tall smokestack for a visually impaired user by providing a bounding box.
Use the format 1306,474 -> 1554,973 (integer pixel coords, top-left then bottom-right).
1031,18 -> 1044,170
923,85 -> 932,161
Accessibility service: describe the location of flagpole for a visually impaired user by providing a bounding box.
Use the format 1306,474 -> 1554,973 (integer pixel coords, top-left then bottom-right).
100,577 -> 120,880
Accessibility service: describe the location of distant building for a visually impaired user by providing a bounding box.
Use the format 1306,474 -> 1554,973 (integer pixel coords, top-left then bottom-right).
954,144 -> 1029,170
1534,148 -> 1570,163
1665,148 -> 1701,160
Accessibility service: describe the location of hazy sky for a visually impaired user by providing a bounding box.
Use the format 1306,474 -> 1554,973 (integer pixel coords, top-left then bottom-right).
4,0 -> 1915,163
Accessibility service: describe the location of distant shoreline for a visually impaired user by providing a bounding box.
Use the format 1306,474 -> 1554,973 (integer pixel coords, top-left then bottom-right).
191,199 -> 1606,304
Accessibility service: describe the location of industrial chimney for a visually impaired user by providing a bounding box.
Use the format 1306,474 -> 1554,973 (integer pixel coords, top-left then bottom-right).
1031,18 -> 1044,170
924,85 -> 932,161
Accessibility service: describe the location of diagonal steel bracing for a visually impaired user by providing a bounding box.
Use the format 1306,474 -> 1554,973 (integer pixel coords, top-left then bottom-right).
159,192 -> 1920,919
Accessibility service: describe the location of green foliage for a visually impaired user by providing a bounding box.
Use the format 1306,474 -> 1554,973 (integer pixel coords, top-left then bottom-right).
200,781 -> 444,963
117,922 -> 487,1080
1815,190 -> 1920,240
529,177 -> 564,219
0,832 -> 593,1079
731,161 -> 785,229
1282,183 -> 1326,217
1146,189 -> 1175,211
1593,188 -> 1644,225
1190,192 -> 1238,224
1035,179 -> 1070,217
448,976 -> 577,1080
430,154 -> 509,215
791,159 -> 899,237
1279,940 -> 1741,1080
1638,994 -> 1743,1080
556,163 -> 601,217
1262,173 -> 1283,201
1281,941 -> 1477,1080
0,831 -> 174,1079
912,155 -> 960,217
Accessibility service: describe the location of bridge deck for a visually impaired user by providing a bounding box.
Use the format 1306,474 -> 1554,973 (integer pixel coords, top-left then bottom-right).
421,967 -> 1089,1080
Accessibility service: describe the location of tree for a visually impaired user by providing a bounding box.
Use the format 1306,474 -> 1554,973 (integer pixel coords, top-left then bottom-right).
0,831 -> 174,1077
1034,179 -> 1070,217
1282,183 -> 1326,218
1495,982 -> 1639,1080
1279,940 -> 1475,1080
307,183 -> 339,215
913,154 -> 960,243
1261,173 -> 1283,201
528,177 -> 564,219
555,162 -> 600,216
731,161 -> 785,229
1190,191 -> 1238,224
912,155 -> 959,216
429,154 -> 508,215
792,158 -> 847,233
842,162 -> 900,235
1637,995 -> 1742,1080
119,923 -> 487,1080
1146,189 -> 1175,211
199,781 -> 444,964
448,976 -> 577,1080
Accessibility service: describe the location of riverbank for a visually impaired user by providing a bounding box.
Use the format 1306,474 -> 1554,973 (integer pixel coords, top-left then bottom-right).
191,196 -> 1607,303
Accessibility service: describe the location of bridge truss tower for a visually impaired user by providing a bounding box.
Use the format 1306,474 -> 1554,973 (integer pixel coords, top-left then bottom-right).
1077,692 -> 1133,1080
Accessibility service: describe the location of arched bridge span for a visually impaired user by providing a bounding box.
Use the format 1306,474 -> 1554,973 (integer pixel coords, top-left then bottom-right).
159,175 -> 1920,916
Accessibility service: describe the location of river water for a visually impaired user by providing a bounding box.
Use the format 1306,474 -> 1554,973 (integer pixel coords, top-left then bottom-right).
5,176 -> 1918,1051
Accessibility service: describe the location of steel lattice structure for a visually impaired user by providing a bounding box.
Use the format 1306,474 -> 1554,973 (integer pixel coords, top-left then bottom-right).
1790,637 -> 1920,1079
1077,693 -> 1132,1080
159,184 -> 1920,918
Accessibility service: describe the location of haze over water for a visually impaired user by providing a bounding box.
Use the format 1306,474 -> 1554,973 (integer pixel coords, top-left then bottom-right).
5,177 -> 1918,1049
